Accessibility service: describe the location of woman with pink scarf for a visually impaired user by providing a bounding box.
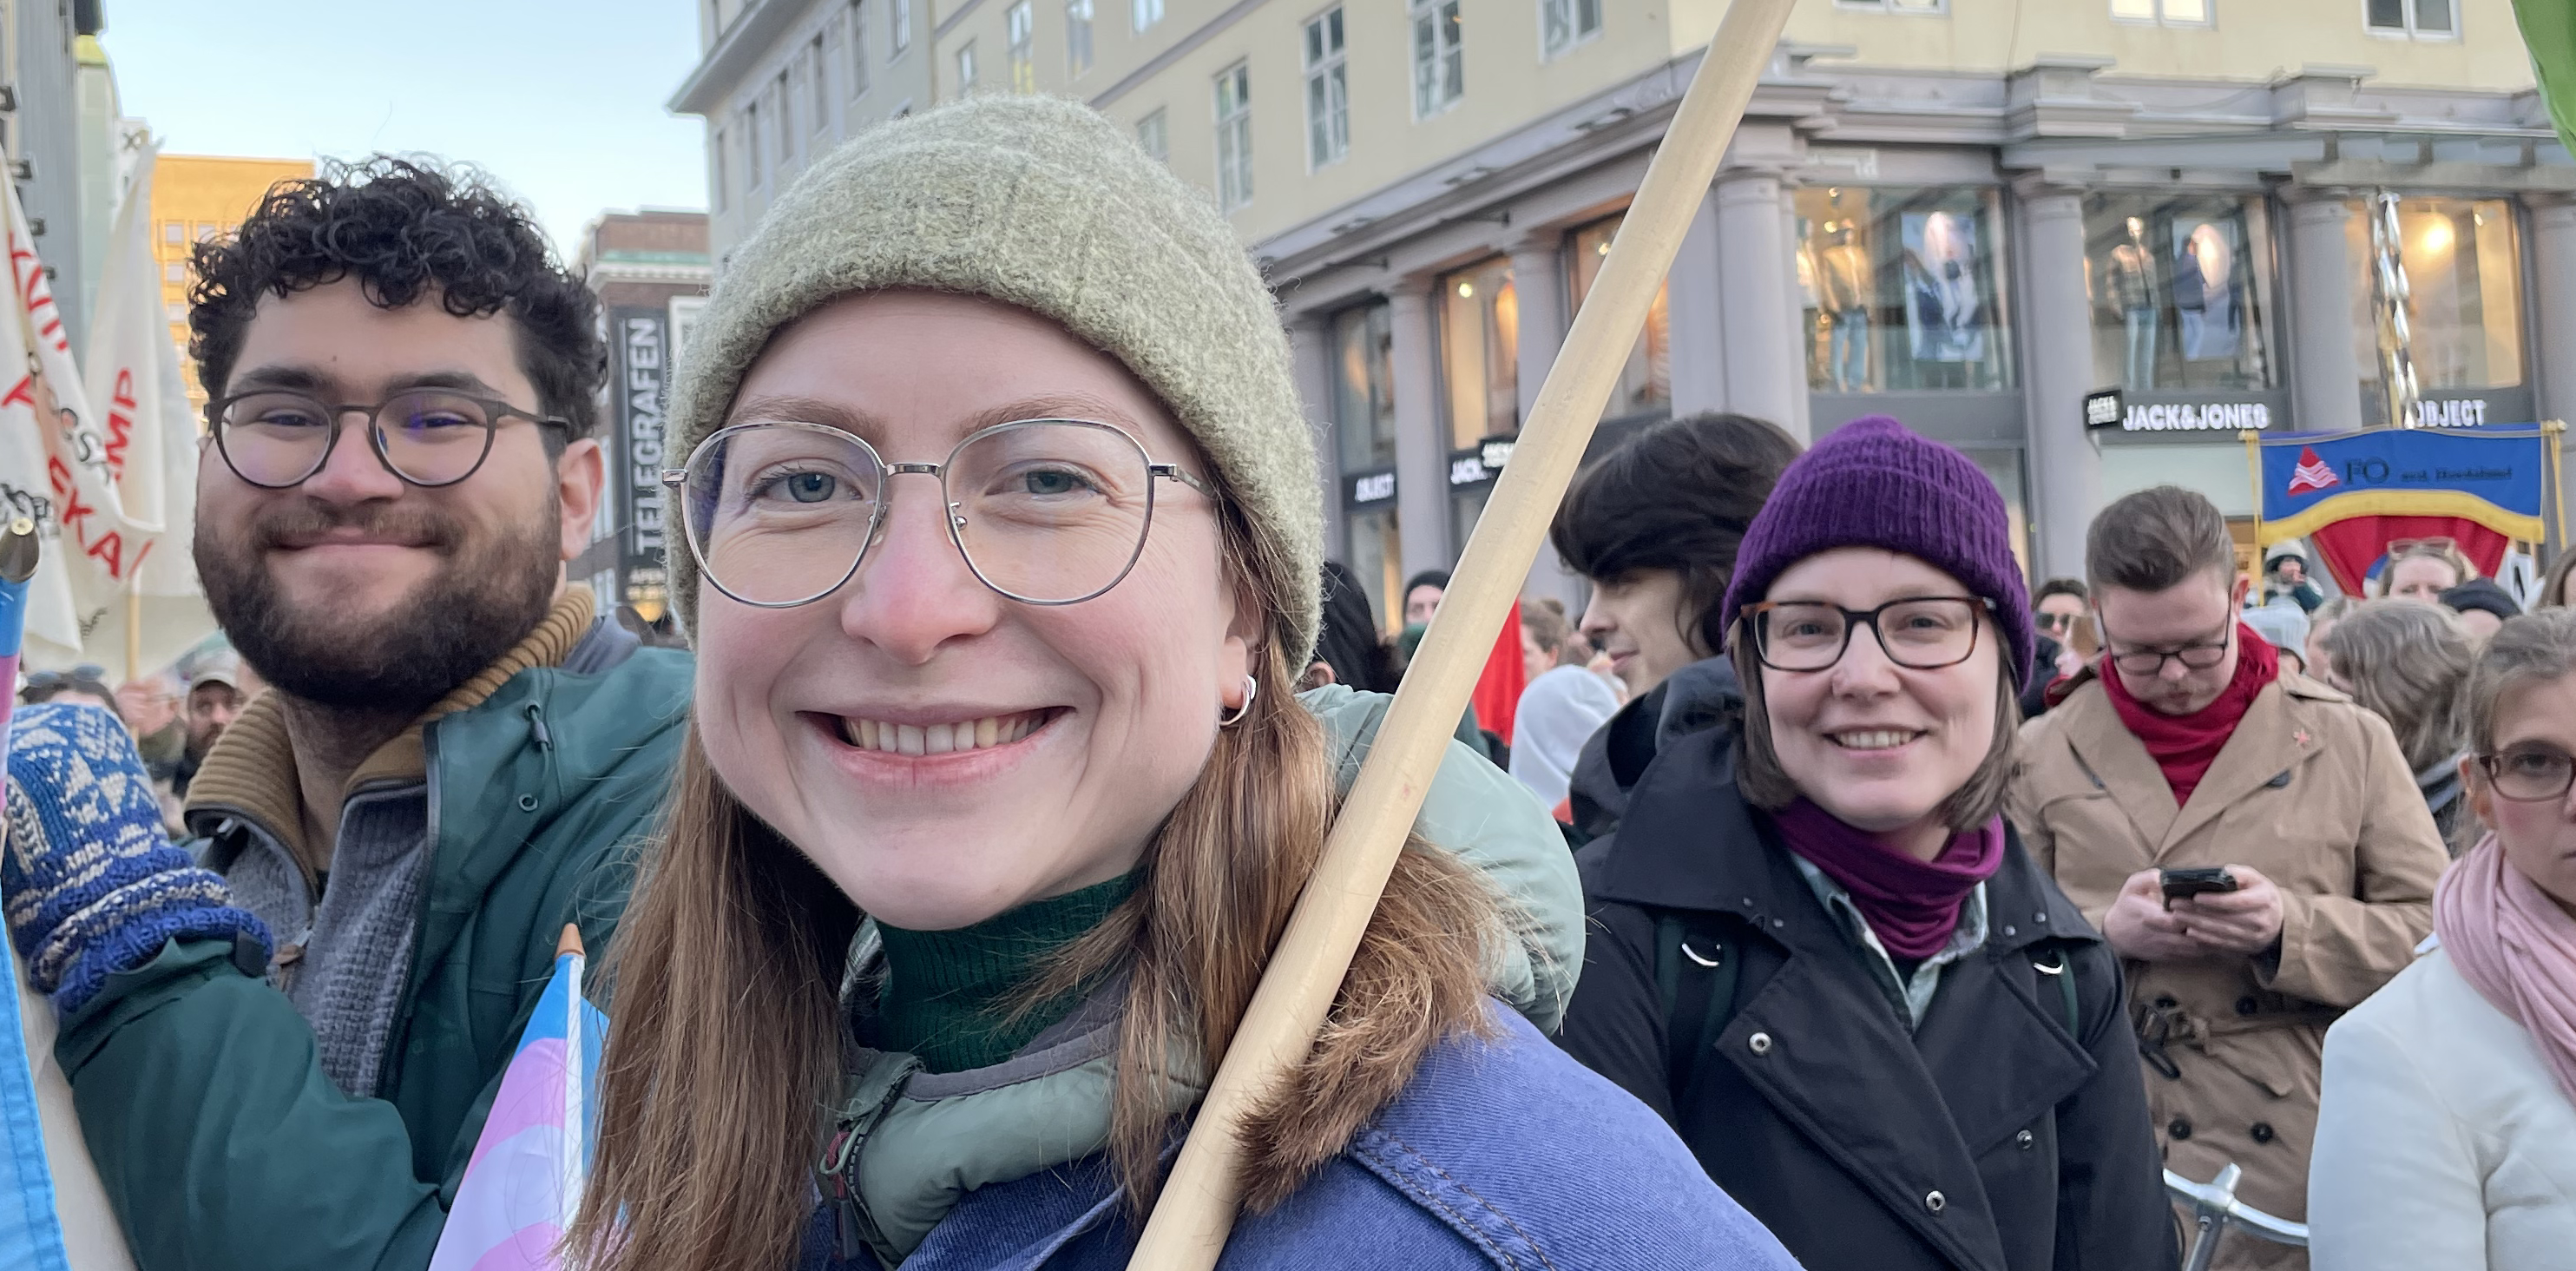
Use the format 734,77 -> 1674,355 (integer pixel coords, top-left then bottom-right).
2310,609 -> 2576,1269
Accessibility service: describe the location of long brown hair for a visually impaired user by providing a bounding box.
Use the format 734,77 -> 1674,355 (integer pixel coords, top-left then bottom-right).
571,533 -> 1502,1271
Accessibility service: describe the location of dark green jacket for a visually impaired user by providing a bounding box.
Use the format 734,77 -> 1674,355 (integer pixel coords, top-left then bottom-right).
55,647 -> 693,1271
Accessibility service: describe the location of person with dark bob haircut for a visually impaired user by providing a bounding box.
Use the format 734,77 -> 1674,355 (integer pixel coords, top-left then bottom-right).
0,154 -> 700,1270
1550,411 -> 1800,839
1559,418 -> 2174,1271
189,155 -> 604,451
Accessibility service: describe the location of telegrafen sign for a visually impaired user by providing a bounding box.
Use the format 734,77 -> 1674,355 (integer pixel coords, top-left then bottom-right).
611,307 -> 671,604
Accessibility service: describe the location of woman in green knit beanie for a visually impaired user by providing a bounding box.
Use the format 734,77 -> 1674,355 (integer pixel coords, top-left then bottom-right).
572,95 -> 1794,1271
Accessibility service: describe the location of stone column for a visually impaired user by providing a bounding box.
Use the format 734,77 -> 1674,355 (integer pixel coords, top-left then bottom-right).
1508,234 -> 1587,610
2529,195 -> 2576,429
1778,192 -> 1817,442
1714,168 -> 1803,436
2531,194 -> 2576,554
1388,280 -> 1450,579
2286,192 -> 2365,433
1508,234 -> 1567,423
1286,315 -> 1344,565
1663,187 -> 1731,419
2014,179 -> 2105,580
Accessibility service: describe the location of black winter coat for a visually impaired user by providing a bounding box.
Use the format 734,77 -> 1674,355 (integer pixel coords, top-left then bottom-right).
1557,725 -> 2177,1271
1566,657 -> 1739,841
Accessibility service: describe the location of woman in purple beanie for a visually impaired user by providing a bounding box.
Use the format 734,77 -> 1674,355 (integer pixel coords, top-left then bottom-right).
1556,416 -> 2174,1271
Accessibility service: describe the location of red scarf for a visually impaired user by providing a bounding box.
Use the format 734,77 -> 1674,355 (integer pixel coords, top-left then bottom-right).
2099,622 -> 2278,807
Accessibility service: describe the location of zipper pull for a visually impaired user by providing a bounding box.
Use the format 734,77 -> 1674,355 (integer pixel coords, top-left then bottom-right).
821,1123 -> 864,1259
816,1054 -> 920,1264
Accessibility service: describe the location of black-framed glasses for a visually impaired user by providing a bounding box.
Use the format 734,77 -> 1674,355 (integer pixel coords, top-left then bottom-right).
207,389 -> 570,490
663,418 -> 1220,609
2477,747 -> 2576,802
1743,596 -> 1994,672
23,664 -> 108,693
2035,610 -> 2078,634
2098,615 -> 2234,676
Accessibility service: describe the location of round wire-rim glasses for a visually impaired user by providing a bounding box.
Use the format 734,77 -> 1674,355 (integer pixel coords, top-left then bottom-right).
207,388 -> 570,490
662,417 -> 1220,609
1741,596 -> 1996,672
2476,747 -> 2576,802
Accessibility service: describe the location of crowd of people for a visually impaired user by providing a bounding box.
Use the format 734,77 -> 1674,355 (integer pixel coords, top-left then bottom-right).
3,93 -> 2573,1271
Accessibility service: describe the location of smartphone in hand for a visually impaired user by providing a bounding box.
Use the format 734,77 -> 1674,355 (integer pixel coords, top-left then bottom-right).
2159,866 -> 2238,909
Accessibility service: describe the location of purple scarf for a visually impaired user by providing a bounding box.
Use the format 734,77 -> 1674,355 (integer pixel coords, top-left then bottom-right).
1770,798 -> 2006,960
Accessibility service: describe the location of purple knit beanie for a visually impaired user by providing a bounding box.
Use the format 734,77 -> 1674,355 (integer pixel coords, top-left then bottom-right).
1718,416 -> 2033,685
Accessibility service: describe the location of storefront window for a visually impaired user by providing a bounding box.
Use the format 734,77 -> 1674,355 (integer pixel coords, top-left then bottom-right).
1346,505 -> 1403,635
1331,301 -> 1397,471
1793,186 -> 2014,392
2081,194 -> 2276,391
1331,300 -> 1402,629
1449,484 -> 1491,567
2347,196 -> 2523,391
1568,216 -> 1670,418
1439,256 -> 1519,449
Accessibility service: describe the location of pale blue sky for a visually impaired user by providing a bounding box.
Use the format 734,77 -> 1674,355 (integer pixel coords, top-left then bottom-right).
100,1 -> 710,255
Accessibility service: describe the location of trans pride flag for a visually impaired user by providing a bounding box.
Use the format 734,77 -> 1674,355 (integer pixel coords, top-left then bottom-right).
427,928 -> 605,1271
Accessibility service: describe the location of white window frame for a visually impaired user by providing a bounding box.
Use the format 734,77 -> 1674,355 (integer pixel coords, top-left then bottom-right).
1539,0 -> 1602,59
774,71 -> 796,167
811,35 -> 832,138
1409,0 -> 1462,119
1303,7 -> 1348,169
1831,0 -> 1947,13
849,0 -> 871,96
1137,108 -> 1168,163
1007,1 -> 1036,93
1134,0 -> 1164,32
890,0 -> 912,55
2364,0 -> 2457,39
2109,0 -> 2211,24
711,126 -> 730,210
956,41 -> 978,96
1214,63 -> 1253,212
1067,0 -> 1094,76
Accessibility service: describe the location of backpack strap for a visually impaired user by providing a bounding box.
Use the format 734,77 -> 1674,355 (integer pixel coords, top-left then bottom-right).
2033,945 -> 2080,1037
1653,912 -> 1740,1104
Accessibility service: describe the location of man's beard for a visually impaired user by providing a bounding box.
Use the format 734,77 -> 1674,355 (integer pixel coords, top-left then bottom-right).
196,496 -> 562,718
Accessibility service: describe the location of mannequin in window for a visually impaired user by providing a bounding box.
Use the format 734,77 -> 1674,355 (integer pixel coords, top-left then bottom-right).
2106,216 -> 2156,387
2176,221 -> 2239,362
1797,231 -> 1827,387
1815,220 -> 1870,392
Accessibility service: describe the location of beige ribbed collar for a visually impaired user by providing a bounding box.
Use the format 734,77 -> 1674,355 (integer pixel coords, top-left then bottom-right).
185,585 -> 598,884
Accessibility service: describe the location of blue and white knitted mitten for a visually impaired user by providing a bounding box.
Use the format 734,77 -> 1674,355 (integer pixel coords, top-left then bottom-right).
2,701 -> 270,1015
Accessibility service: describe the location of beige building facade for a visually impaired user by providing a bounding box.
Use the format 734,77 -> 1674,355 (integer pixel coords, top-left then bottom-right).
674,0 -> 2572,628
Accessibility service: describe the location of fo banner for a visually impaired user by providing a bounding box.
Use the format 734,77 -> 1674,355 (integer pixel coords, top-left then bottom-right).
2251,425 -> 2561,595
608,308 -> 670,612
2255,426 -> 2549,543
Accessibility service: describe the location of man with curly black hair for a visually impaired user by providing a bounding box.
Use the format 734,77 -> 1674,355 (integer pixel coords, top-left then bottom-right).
38,155 -> 694,1270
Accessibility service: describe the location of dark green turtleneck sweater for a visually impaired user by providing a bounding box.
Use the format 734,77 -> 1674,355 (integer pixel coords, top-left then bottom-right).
874,873 -> 1137,1073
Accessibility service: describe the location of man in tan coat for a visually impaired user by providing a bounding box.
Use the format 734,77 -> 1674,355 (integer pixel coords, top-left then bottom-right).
2008,487 -> 2448,1270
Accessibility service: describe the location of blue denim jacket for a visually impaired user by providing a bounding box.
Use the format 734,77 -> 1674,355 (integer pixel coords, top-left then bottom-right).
800,1008 -> 1797,1269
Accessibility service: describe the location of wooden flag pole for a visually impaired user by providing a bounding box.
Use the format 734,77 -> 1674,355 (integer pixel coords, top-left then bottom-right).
1125,2 -> 1802,1265
124,571 -> 141,683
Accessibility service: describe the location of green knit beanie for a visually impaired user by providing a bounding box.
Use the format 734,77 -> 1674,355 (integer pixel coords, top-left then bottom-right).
663,95 -> 1321,662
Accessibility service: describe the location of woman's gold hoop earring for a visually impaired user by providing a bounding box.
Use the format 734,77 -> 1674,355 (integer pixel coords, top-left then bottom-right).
1218,675 -> 1258,728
